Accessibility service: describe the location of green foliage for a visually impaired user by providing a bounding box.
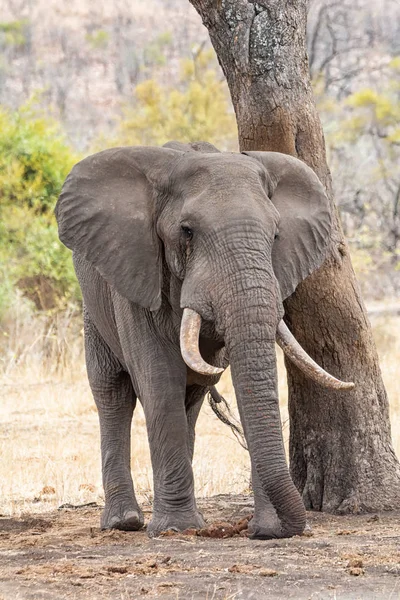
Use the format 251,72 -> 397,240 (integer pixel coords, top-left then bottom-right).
0,20 -> 28,48
317,60 -> 400,150
143,32 -> 173,67
115,48 -> 237,150
343,86 -> 400,144
86,29 -> 109,50
0,102 -> 81,312
0,265 -> 14,318
0,102 -> 78,214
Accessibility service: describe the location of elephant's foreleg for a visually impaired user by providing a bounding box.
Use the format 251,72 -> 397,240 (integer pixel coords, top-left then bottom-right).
84,312 -> 143,531
140,367 -> 205,537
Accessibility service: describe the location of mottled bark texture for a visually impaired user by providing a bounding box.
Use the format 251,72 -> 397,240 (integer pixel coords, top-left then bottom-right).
189,0 -> 400,512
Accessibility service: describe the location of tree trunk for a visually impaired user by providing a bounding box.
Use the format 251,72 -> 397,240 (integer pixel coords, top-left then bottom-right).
189,0 -> 400,512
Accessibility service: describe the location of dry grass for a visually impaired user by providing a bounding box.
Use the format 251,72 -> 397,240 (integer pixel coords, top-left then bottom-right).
1,295 -> 399,516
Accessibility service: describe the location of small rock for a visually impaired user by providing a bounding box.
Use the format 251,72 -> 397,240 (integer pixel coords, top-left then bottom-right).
259,569 -> 278,577
228,565 -> 241,573
146,560 -> 158,569
367,514 -> 380,523
107,566 -> 128,574
347,558 -> 363,568
348,567 -> 364,576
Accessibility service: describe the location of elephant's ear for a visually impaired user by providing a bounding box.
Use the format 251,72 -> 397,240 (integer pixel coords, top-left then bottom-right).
55,146 -> 181,310
243,151 -> 331,300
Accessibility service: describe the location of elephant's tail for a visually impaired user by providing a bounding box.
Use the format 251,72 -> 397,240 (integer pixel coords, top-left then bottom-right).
208,387 -> 247,450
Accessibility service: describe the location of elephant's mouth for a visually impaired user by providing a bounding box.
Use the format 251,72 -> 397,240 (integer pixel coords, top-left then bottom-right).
180,307 -> 355,390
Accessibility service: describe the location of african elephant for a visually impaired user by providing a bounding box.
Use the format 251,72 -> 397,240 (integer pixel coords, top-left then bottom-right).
55,140 -> 353,539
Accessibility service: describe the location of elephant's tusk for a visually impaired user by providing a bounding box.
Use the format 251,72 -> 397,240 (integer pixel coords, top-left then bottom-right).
276,320 -> 355,390
180,308 -> 224,376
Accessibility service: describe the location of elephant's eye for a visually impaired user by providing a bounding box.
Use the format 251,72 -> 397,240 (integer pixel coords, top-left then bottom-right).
274,230 -> 279,240
181,226 -> 194,241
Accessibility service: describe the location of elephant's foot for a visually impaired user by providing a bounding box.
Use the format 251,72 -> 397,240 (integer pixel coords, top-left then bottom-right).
147,510 -> 206,538
101,501 -> 144,531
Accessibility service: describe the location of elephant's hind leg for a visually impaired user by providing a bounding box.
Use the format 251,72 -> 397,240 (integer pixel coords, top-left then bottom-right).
84,312 -> 143,531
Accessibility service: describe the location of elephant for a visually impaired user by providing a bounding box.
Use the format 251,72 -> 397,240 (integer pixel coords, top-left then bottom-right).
55,140 -> 354,539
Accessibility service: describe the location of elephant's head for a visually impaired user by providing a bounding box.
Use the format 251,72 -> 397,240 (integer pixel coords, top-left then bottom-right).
56,142 -> 353,538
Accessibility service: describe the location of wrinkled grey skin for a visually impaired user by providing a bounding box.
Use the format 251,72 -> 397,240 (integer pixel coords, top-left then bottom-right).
55,141 -> 331,539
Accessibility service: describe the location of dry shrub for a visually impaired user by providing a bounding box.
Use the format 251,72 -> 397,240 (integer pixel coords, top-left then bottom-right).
0,292 -> 84,382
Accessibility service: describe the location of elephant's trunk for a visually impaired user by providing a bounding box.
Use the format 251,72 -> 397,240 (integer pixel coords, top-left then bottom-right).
225,305 -> 306,538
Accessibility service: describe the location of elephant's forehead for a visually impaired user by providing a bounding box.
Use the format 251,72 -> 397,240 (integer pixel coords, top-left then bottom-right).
171,153 -> 264,188
174,154 -> 276,226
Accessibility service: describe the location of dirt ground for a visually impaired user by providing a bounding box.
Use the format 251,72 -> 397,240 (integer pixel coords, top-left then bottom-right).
1,496 -> 399,600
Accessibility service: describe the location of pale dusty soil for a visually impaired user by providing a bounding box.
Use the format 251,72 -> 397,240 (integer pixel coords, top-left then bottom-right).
1,496 -> 399,600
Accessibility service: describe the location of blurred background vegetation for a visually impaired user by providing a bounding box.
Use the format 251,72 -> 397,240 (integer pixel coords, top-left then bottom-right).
0,0 -> 400,332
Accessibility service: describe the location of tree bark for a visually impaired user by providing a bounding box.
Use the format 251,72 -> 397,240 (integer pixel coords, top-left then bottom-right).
189,0 -> 400,512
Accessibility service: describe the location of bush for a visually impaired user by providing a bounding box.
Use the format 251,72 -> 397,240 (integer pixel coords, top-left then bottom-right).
0,101 -> 81,314
114,48 -> 238,150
